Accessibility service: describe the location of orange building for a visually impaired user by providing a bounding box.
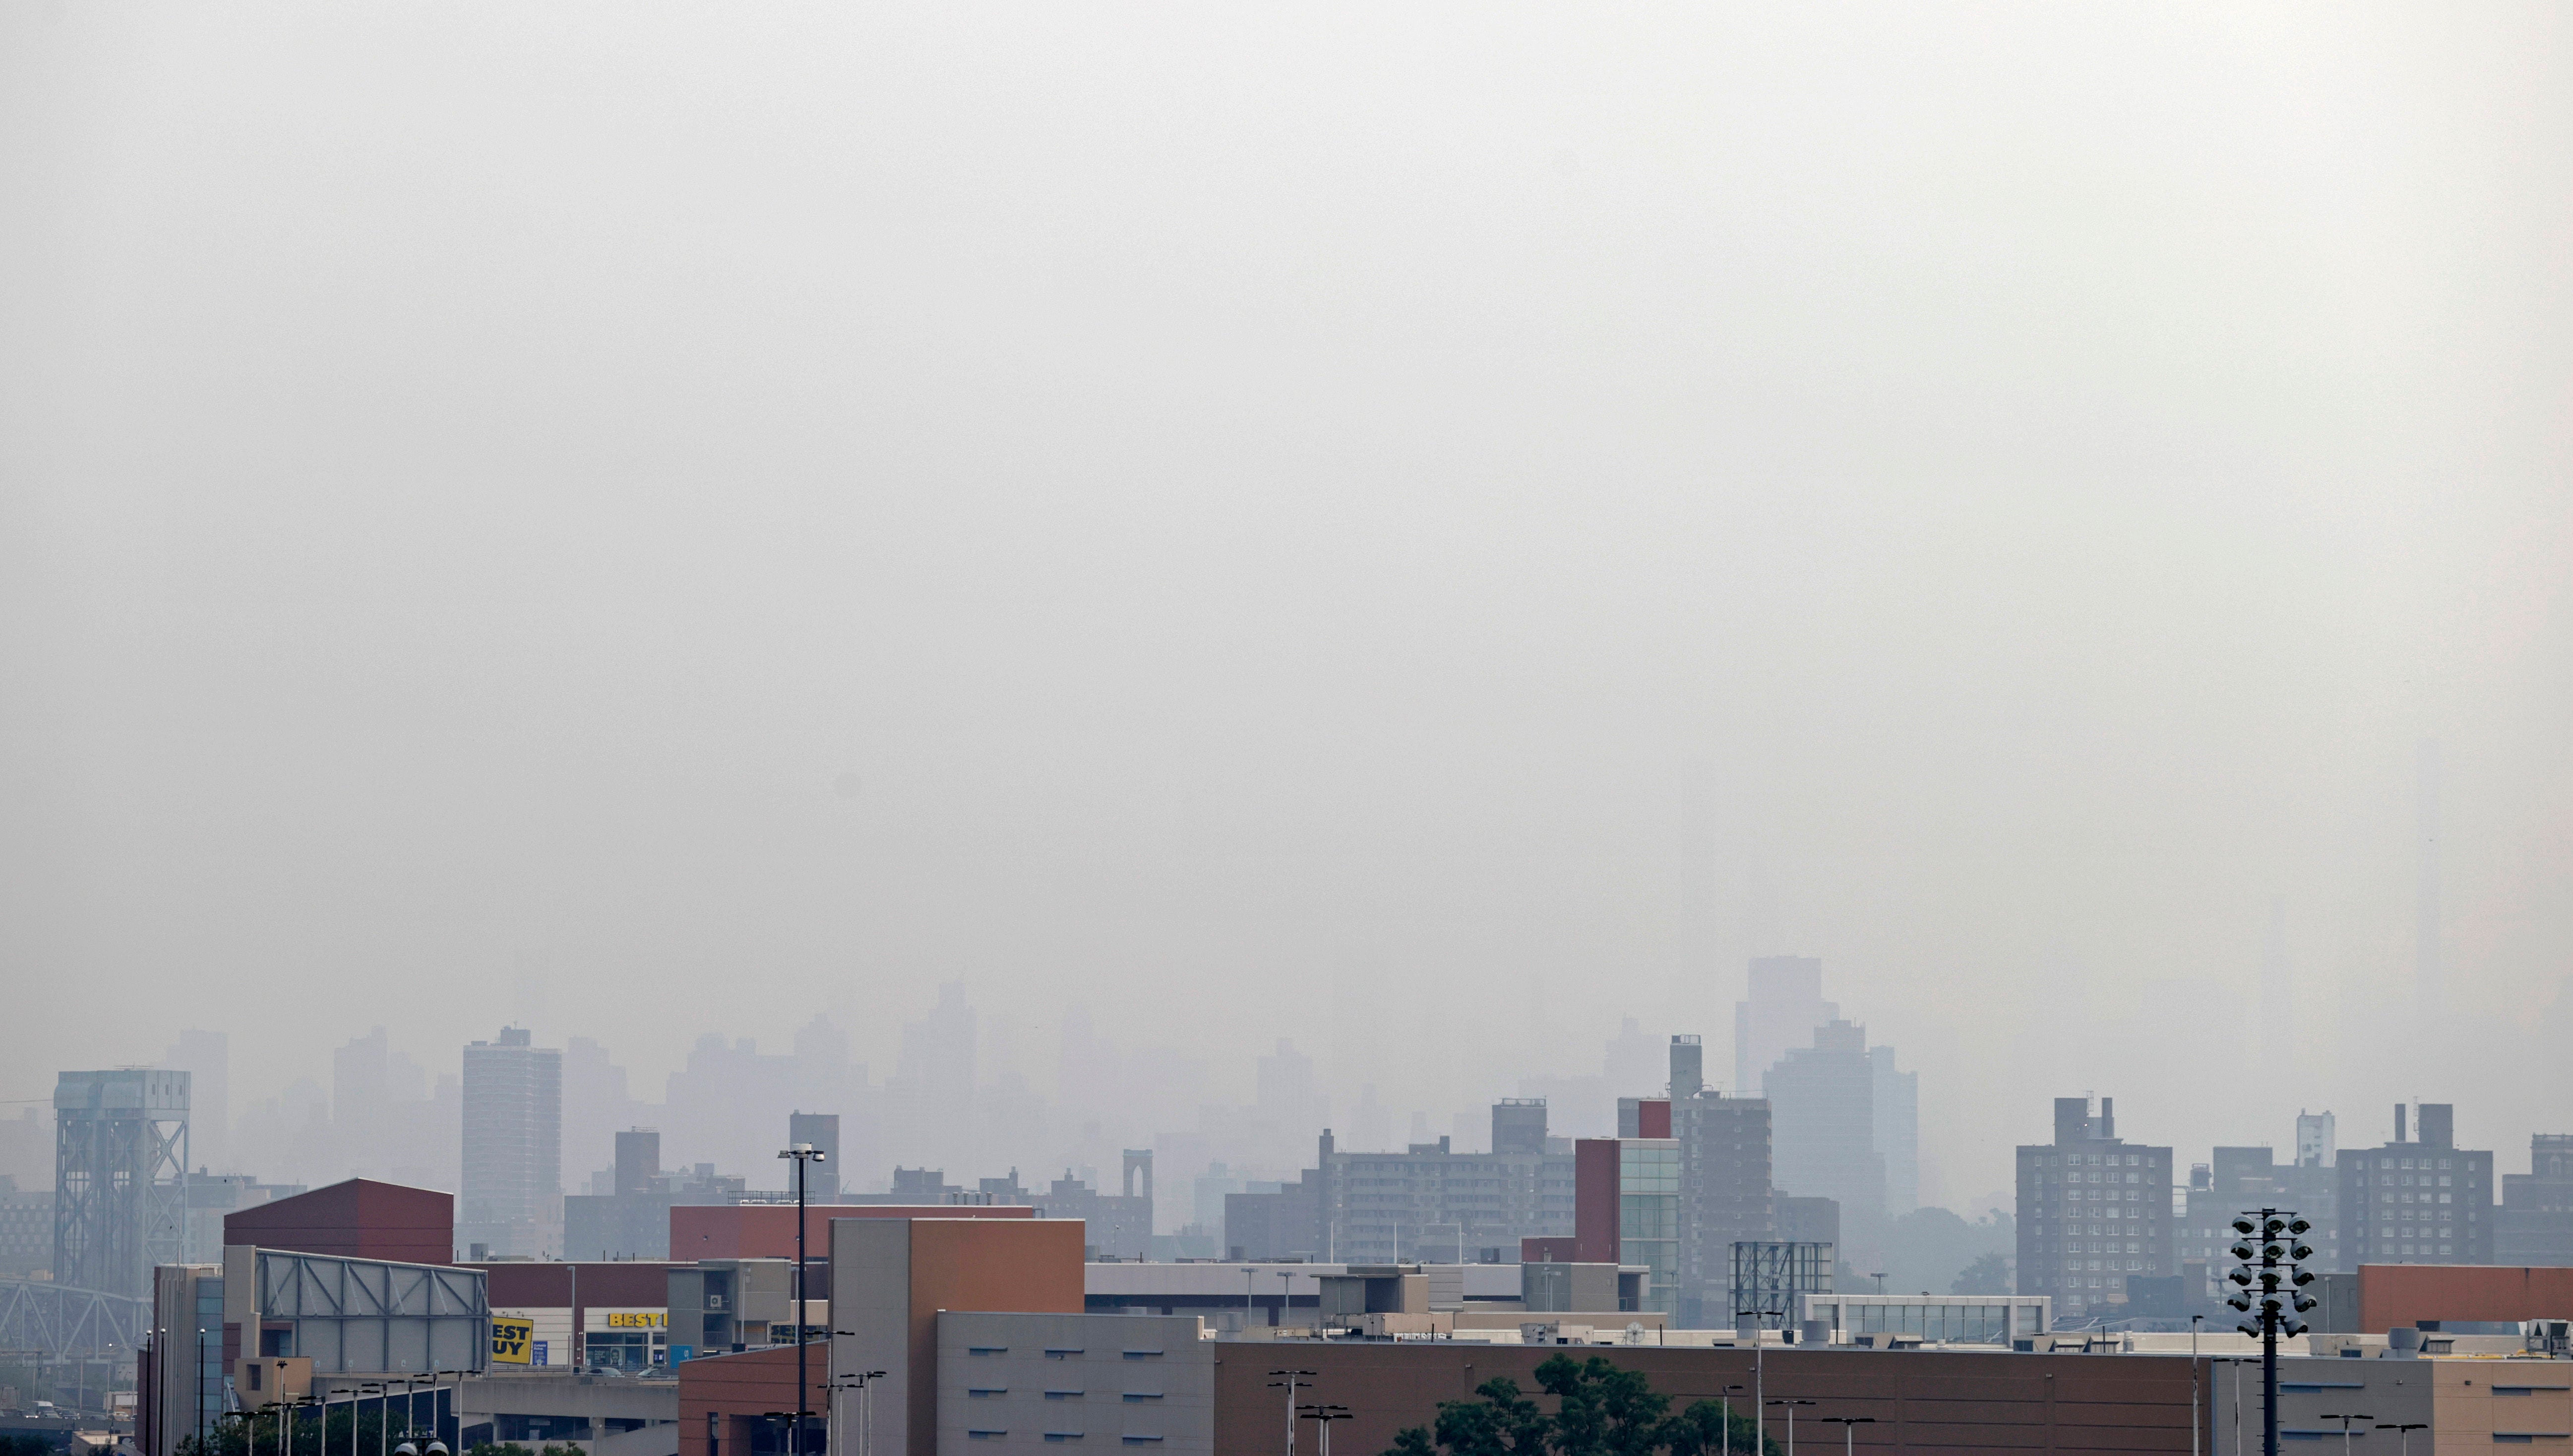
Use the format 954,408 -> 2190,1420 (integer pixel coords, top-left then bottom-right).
2358,1262 -> 2573,1332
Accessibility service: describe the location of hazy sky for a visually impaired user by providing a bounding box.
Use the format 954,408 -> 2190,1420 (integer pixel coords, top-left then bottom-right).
3,3 -> 2568,1205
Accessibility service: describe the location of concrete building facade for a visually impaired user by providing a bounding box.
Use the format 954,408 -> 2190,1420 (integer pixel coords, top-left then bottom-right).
936,1311 -> 1210,1456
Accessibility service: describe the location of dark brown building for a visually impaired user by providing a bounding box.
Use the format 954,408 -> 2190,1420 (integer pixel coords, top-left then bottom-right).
1209,1342 -> 2205,1456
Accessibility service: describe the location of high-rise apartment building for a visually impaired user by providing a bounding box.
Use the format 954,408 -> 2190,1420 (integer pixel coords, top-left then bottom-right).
1767,1020 -> 1886,1262
1871,1046 -> 1918,1218
1667,1037 -> 1774,1328
2500,1135 -> 2573,1266
461,1027 -> 562,1258
2016,1096 -> 2175,1320
53,1069 -> 189,1299
2297,1110 -> 2336,1171
2338,1103 -> 2494,1266
1735,960 -> 1917,1260
2178,1138 -> 2341,1297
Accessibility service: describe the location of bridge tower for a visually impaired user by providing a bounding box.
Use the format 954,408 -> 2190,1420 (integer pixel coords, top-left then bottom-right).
53,1070 -> 189,1298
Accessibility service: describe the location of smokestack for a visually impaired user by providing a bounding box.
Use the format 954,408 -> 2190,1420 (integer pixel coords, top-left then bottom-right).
2099,1096 -> 2115,1141
2395,1103 -> 2408,1143
2262,897 -> 2291,1069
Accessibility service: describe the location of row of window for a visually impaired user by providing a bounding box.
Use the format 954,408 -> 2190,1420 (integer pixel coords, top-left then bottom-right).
2035,1153 -> 2160,1167
967,1392 -> 1164,1402
968,1434 -> 1163,1444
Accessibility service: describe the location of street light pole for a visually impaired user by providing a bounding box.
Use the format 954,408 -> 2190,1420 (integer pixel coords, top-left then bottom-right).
1765,1399 -> 1814,1456
2376,1423 -> 2427,1456
1267,1370 -> 1316,1456
1717,1384 -> 1745,1456
1737,1307 -> 1780,1456
779,1144 -> 827,1456
1822,1416 -> 1874,1456
1298,1404 -> 1351,1456
2318,1414 -> 2373,1456
2191,1315 -> 2204,1456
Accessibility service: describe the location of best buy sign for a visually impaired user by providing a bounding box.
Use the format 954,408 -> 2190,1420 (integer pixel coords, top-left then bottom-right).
490,1318 -> 535,1364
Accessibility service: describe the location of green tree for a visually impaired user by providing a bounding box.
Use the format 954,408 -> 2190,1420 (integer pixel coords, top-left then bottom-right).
1951,1251 -> 2011,1295
1386,1353 -> 1777,1456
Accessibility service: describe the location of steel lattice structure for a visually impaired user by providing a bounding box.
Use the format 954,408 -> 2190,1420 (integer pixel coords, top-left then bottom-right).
54,1070 -> 190,1301
1729,1239 -> 1835,1326
0,1275 -> 149,1357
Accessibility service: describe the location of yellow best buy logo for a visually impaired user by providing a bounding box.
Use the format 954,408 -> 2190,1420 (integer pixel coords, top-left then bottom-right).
606,1312 -> 667,1329
490,1318 -> 535,1364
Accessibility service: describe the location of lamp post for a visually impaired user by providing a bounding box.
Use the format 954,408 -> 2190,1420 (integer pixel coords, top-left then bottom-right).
1717,1384 -> 1745,1456
1822,1416 -> 1874,1456
1267,1371 -> 1317,1456
779,1144 -> 827,1456
2191,1315 -> 2204,1456
1297,1403 -> 1351,1456
2375,1423 -> 2427,1456
2223,1209 -> 2318,1456
1245,1270 -> 1256,1331
355,1383 -> 384,1456
1765,1399 -> 1815,1456
1736,1307 -> 1782,1456
2317,1414 -> 2373,1456
826,1358 -> 886,1456
1276,1272 -> 1295,1332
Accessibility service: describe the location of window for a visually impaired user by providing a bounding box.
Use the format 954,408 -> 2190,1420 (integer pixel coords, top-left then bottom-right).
1045,1348 -> 1086,1359
1045,1392 -> 1085,1402
1044,1436 -> 1085,1444
968,1434 -> 1007,1442
969,1390 -> 1008,1399
1121,1439 -> 1164,1446
1121,1395 -> 1163,1404
970,1347 -> 1008,1356
1121,1350 -> 1163,1360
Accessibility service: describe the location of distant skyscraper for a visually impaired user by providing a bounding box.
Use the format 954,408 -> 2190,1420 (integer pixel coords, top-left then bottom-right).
1734,955 -> 1836,1094
2296,1110 -> 2336,1169
54,1069 -> 189,1299
1766,1020 -> 1886,1261
2417,739 -> 2443,1029
460,1027 -> 561,1257
2262,898 -> 2292,1069
788,1111 -> 841,1199
1870,1044 -> 1918,1218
